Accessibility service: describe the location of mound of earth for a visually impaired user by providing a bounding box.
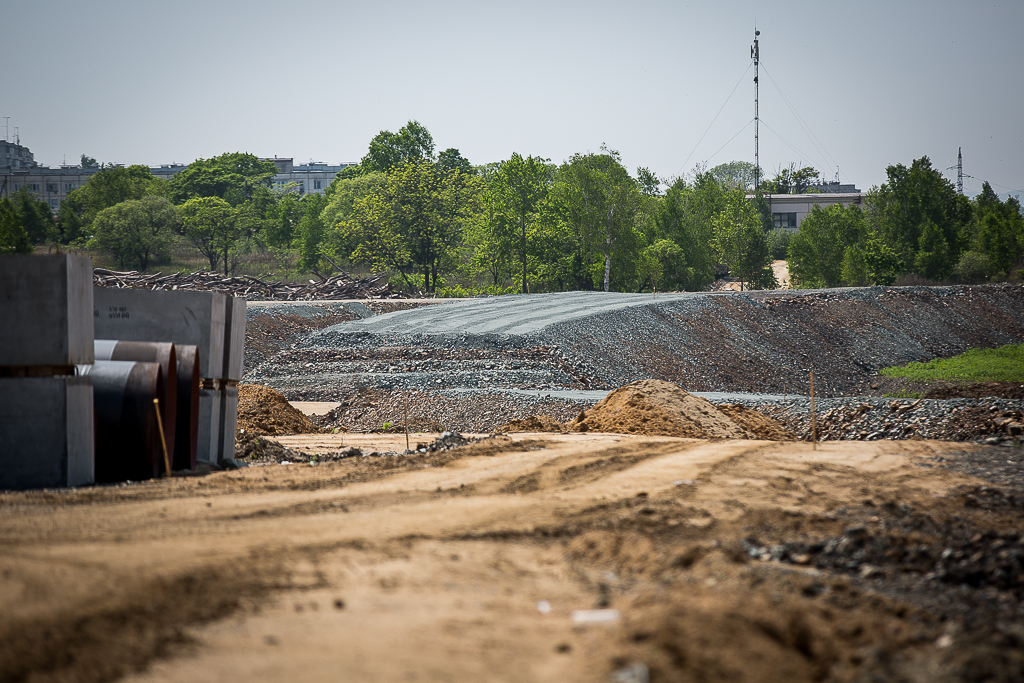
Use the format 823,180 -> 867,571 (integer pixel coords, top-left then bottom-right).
496,380 -> 794,440
237,384 -> 322,436
570,380 -> 748,438
717,403 -> 797,440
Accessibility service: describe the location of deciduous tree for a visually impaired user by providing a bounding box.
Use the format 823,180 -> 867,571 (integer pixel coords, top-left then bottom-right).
169,153 -> 277,206
0,198 -> 31,254
360,121 -> 435,173
343,162 -> 481,293
89,196 -> 179,270
787,203 -> 865,288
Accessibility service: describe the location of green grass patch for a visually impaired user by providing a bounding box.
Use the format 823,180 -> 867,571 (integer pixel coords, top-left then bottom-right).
879,344 -> 1024,383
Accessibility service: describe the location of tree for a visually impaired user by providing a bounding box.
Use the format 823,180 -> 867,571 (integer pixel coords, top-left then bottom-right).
437,148 -> 474,176
360,121 -> 435,173
168,152 -> 277,206
787,203 -> 866,288
0,198 -> 31,254
864,156 -> 970,274
484,153 -> 552,293
296,193 -> 330,276
640,239 -> 689,291
12,187 -> 57,243
179,197 -> 260,275
89,196 -> 179,270
57,200 -> 84,244
80,154 -> 99,169
652,173 -> 728,291
343,162 -> 482,293
321,171 -> 387,264
712,192 -> 775,290
764,165 -> 820,194
264,193 -> 302,249
973,182 -> 1024,276
557,149 -> 642,292
636,167 -> 661,196
65,165 -> 168,231
710,161 -> 758,191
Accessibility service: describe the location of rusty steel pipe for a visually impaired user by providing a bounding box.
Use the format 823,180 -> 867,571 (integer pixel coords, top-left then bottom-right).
79,360 -> 165,482
94,341 -> 177,468
174,345 -> 200,471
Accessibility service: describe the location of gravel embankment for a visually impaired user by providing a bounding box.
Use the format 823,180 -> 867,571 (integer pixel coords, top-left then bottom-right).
245,285 -> 1024,398
242,285 -> 1024,444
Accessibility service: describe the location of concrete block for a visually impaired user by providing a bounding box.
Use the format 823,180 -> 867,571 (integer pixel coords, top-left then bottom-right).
0,376 -> 94,489
218,385 -> 239,463
196,387 -> 221,464
224,297 -> 247,380
0,254 -> 94,366
93,288 -> 226,379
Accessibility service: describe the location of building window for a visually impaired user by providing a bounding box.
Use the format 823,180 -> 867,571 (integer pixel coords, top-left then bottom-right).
30,183 -> 40,192
298,181 -> 305,195
49,199 -> 60,209
65,183 -> 76,192
314,180 -> 322,190
773,213 -> 797,229
47,183 -> 57,193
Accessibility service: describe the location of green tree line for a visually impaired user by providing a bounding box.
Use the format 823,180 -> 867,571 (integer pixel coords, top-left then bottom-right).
4,123 -> 1021,293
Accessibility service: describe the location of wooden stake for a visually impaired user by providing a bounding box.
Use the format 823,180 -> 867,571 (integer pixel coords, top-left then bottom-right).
809,371 -> 818,450
405,392 -> 410,453
154,398 -> 171,476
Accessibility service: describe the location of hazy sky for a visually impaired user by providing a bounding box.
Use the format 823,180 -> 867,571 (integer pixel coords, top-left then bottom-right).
3,0 -> 1022,196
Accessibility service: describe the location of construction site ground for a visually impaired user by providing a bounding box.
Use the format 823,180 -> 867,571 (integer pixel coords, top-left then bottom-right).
3,284 -> 1024,683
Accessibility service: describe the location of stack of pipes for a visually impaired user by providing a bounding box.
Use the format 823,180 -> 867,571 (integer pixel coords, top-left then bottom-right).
0,255 -> 246,490
93,288 -> 246,466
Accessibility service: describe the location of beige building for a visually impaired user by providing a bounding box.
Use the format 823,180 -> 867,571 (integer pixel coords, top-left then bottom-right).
750,190 -> 868,231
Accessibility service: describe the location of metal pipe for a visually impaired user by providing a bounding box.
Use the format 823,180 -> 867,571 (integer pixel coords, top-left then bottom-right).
94,341 -> 177,467
174,345 -> 200,471
79,360 -> 164,482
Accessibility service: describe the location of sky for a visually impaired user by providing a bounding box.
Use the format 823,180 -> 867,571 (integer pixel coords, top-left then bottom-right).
3,0 -> 1022,197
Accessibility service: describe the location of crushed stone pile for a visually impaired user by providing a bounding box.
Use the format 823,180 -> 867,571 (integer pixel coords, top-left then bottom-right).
497,380 -> 795,440
237,384 -> 322,436
758,398 -> 1024,445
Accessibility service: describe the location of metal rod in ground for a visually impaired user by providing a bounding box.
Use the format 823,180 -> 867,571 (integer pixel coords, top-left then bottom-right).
809,371 -> 818,450
405,393 -> 410,453
154,398 -> 171,476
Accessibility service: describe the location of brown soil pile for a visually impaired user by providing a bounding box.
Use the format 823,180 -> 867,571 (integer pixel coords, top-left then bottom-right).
496,380 -> 794,440
237,384 -> 321,436
718,403 -> 796,440
568,380 -> 750,438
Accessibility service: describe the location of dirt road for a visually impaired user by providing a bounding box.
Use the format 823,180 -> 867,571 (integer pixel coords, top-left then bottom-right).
3,435 -> 1022,682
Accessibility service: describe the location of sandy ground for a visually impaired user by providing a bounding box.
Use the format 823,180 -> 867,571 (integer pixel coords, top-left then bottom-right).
714,261 -> 790,291
3,434 -> 1021,682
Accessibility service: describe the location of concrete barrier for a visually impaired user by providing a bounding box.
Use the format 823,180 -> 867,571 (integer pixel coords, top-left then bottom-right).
0,254 -> 94,367
92,288 -> 245,465
0,376 -> 94,489
197,387 -> 222,465
93,288 -> 226,379
218,385 -> 239,462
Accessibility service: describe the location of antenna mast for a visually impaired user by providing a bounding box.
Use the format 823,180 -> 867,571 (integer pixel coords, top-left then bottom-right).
752,28 -> 761,192
2,117 -> 8,142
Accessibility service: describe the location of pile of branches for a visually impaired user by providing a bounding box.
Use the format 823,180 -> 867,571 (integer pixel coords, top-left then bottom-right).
93,268 -> 416,300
